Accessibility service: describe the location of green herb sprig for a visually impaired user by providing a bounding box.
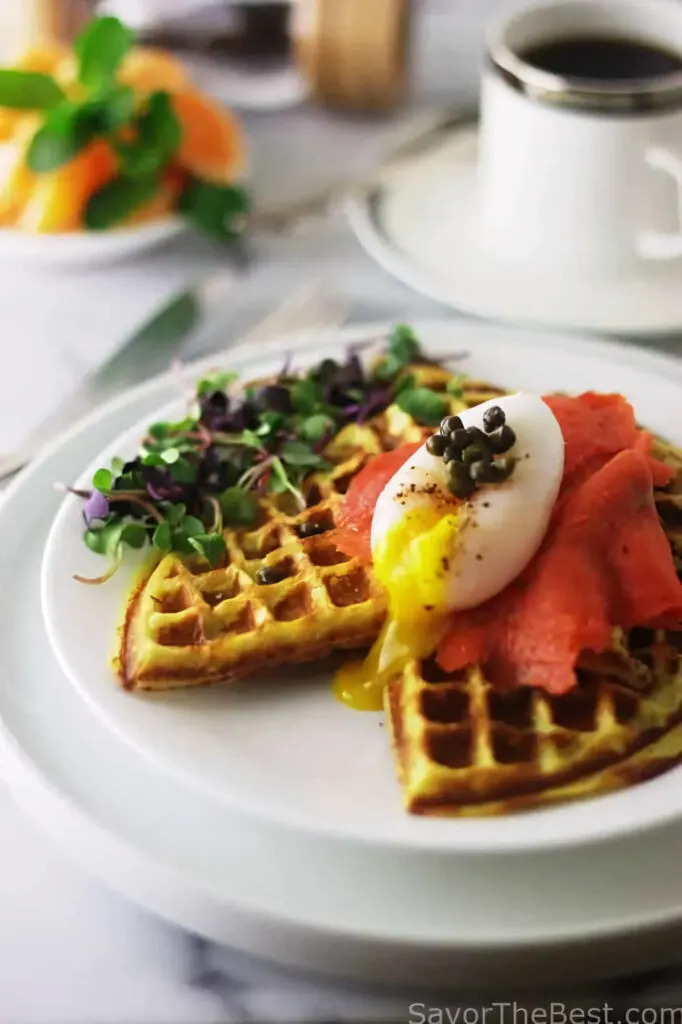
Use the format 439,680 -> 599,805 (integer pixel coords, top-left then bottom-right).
0,15 -> 250,240
68,326 -> 464,582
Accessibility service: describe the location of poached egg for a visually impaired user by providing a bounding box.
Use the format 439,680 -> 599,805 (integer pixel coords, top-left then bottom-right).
333,393 -> 565,710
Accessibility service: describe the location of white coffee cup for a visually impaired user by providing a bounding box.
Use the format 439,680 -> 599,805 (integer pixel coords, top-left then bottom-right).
476,0 -> 682,274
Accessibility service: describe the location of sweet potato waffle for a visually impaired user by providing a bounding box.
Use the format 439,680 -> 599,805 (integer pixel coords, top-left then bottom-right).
385,436 -> 682,815
118,362 -> 503,690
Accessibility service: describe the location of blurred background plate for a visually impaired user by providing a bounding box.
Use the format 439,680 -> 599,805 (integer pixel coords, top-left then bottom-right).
0,215 -> 187,267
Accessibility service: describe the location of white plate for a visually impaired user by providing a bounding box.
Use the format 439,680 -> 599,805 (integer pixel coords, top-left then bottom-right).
41,319 -> 682,856
0,216 -> 187,268
347,125 -> 682,338
6,321 -> 682,986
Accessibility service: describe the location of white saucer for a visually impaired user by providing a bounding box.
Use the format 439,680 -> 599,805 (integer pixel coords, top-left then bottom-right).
0,216 -> 187,268
40,319 -> 682,857
5,320 -> 682,985
348,125 -> 682,337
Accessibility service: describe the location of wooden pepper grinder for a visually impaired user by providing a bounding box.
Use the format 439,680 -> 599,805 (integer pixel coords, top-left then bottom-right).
293,0 -> 412,112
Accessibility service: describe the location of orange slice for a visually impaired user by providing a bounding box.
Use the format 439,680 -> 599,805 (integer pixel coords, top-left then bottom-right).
171,89 -> 245,184
0,117 -> 40,224
18,140 -> 117,233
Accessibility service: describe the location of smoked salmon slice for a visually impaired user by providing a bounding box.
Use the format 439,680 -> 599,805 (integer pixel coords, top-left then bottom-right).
333,442 -> 420,562
333,391 -> 682,695
437,447 -> 682,694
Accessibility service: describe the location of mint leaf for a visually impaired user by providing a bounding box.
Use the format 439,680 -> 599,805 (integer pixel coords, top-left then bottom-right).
75,16 -> 134,91
98,84 -> 136,129
397,387 -> 448,427
0,70 -> 64,110
219,487 -> 258,526
116,90 -> 181,178
137,91 -> 181,160
27,102 -> 92,172
26,94 -> 128,173
84,175 -> 160,230
178,179 -> 251,243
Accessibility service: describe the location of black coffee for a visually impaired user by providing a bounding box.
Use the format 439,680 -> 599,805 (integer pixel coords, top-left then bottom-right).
520,36 -> 682,81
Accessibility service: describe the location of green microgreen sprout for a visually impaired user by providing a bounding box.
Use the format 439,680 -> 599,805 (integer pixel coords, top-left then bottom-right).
67,325 -> 467,582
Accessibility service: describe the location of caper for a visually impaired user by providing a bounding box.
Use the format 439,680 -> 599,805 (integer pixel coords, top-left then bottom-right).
469,460 -> 491,483
462,444 -> 490,466
447,462 -> 475,499
256,565 -> 288,585
443,444 -> 461,464
483,405 -> 506,433
426,433 -> 448,457
489,425 -> 516,454
440,414 -> 463,437
451,428 -> 470,449
494,456 -> 517,480
476,456 -> 516,484
465,425 -> 492,449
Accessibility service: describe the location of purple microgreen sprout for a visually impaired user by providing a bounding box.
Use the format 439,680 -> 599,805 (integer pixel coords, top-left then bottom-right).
67,323 -> 452,583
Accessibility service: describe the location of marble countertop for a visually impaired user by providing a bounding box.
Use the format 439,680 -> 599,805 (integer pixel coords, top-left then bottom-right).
3,3 -> 682,1021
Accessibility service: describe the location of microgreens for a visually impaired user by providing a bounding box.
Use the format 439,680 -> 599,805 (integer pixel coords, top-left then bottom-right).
0,15 -> 250,241
69,326 -> 464,582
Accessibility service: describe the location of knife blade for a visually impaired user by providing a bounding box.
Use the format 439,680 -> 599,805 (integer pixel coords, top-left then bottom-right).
0,270 -> 237,484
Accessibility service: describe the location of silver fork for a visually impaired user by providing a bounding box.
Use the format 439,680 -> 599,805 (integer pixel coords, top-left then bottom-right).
0,283 -> 351,486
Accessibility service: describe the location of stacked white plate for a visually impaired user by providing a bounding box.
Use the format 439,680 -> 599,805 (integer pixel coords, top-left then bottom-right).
4,319 -> 682,990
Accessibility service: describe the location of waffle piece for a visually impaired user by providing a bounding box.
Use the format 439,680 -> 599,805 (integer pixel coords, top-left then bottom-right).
119,446 -> 386,689
386,439 -> 682,815
118,361 -> 505,691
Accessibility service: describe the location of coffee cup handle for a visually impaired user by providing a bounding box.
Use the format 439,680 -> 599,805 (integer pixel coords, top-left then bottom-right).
638,146 -> 682,260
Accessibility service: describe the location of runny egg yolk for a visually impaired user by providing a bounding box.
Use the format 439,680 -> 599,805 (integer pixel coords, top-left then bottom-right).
332,505 -> 462,711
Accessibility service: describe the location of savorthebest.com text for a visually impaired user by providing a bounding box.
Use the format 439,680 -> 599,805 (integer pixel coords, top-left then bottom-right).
408,1003 -> 682,1024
